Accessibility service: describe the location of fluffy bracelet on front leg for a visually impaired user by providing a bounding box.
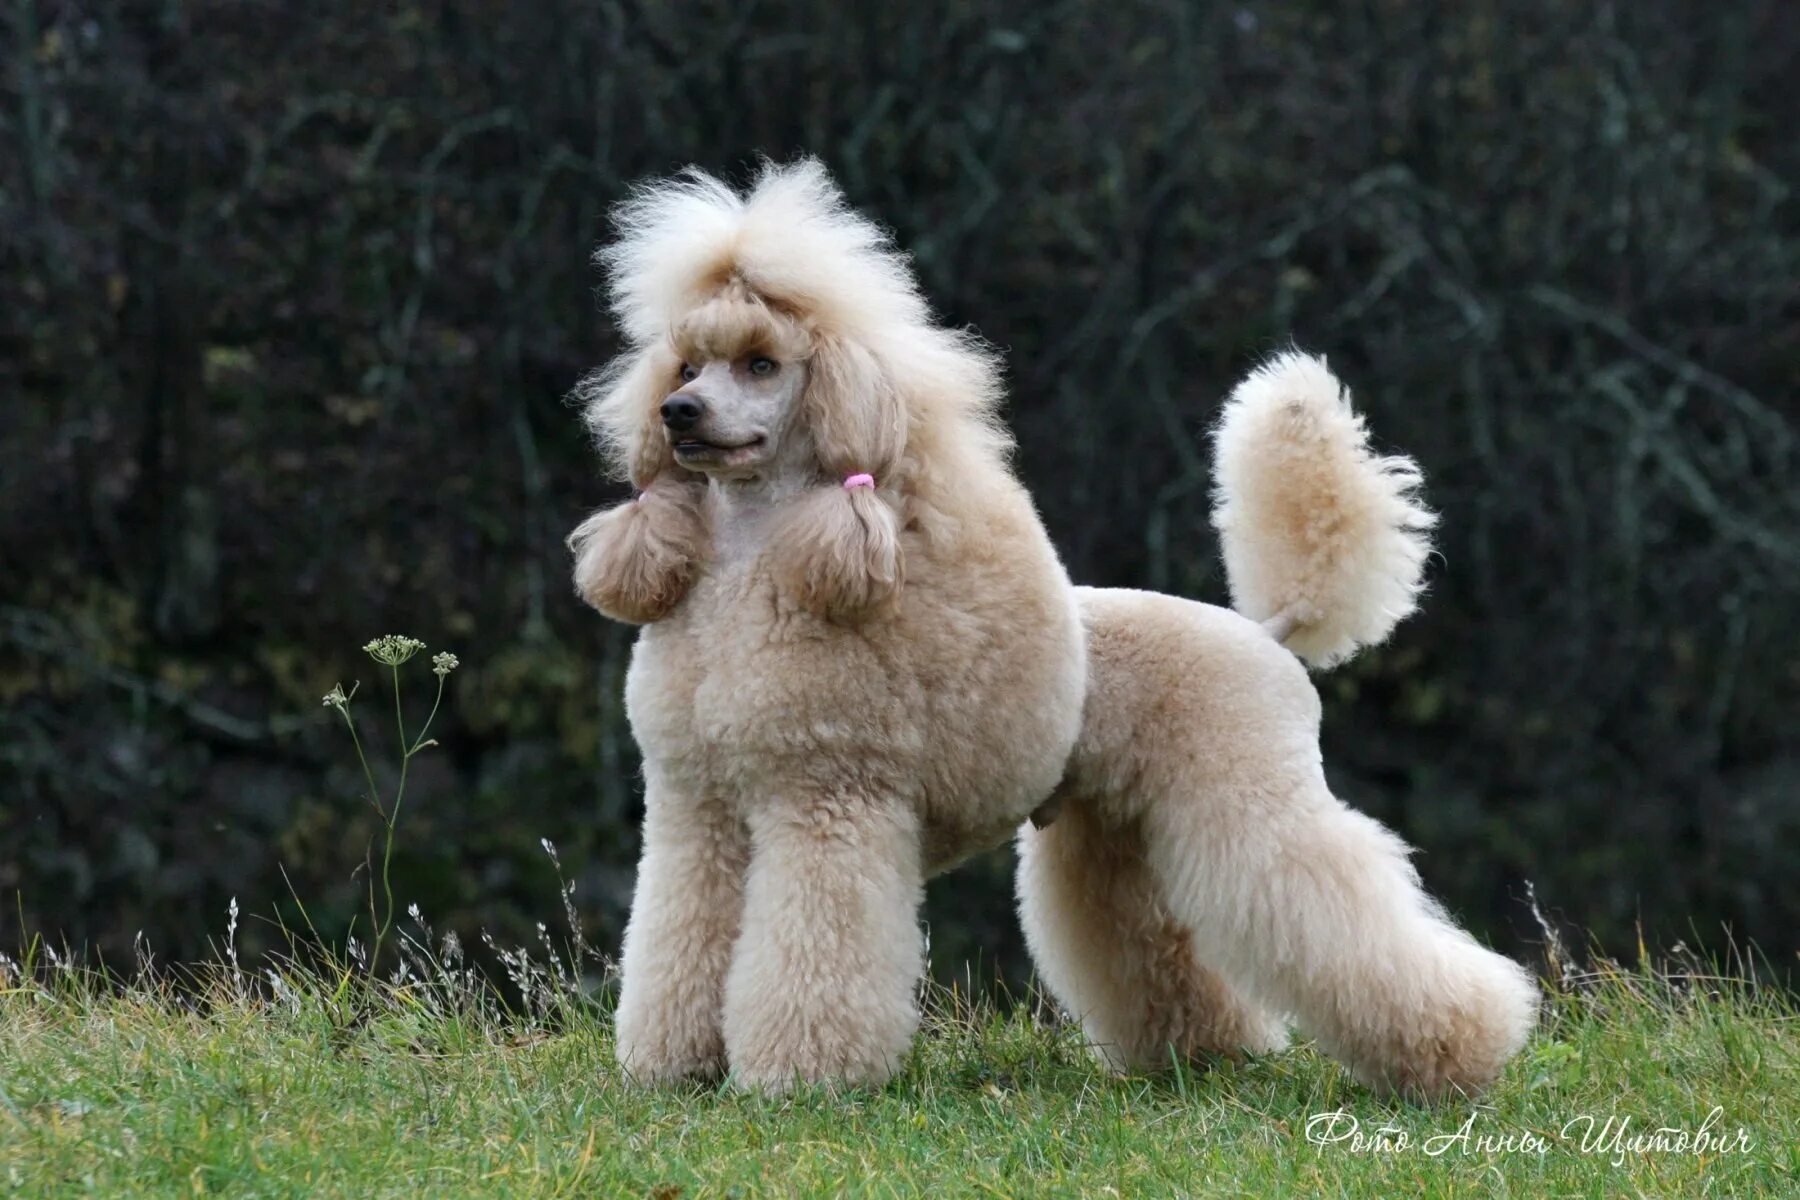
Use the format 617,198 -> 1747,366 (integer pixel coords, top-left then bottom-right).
568,482 -> 708,624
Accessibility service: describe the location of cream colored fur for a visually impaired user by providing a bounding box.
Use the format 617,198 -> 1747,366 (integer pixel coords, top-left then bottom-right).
570,159 -> 1537,1100
1021,590 -> 1538,1096
1211,352 -> 1436,667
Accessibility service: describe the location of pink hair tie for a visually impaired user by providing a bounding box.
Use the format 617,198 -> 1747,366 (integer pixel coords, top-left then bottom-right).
843,473 -> 876,491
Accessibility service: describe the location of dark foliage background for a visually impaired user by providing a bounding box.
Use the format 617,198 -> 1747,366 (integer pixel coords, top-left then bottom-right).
4,0 -> 1797,985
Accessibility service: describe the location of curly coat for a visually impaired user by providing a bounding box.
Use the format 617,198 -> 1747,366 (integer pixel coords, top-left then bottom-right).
569,159 -> 1536,1097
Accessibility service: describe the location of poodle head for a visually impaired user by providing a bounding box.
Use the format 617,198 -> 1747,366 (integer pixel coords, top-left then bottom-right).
575,157 -> 1007,620
579,157 -> 1004,489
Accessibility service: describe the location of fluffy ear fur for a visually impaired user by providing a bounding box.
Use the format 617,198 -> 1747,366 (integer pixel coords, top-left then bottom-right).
772,333 -> 906,622
578,343 -> 682,489
804,333 -> 906,480
568,483 -> 708,624
772,485 -> 903,623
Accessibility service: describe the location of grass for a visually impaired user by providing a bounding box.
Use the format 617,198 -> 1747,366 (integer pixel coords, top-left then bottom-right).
1,946 -> 1794,1198
7,643 -> 1791,1195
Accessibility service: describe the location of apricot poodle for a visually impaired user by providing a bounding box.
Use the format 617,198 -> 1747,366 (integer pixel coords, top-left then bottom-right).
568,159 -> 1537,1099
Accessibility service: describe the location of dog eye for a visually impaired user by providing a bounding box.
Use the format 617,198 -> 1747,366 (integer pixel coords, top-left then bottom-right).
748,357 -> 777,377
678,363 -> 698,382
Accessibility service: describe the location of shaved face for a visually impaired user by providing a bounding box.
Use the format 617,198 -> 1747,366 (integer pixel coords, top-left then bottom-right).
661,288 -> 815,483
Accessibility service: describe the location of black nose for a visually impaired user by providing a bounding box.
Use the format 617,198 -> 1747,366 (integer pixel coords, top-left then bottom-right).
660,395 -> 703,432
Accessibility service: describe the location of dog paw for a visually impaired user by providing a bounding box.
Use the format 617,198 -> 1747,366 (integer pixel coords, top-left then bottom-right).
724,1047 -> 901,1095
1349,946 -> 1540,1100
722,997 -> 914,1094
614,1022 -> 728,1086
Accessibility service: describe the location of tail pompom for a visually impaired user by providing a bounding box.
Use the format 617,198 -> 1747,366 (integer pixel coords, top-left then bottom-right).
1211,352 -> 1435,668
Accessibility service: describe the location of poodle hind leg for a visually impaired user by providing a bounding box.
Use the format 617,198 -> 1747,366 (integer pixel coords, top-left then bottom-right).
723,791 -> 925,1092
1142,767 -> 1539,1099
613,772 -> 749,1084
1017,799 -> 1287,1072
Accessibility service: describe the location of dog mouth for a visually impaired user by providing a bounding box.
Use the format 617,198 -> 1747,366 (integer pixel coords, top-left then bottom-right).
672,435 -> 765,462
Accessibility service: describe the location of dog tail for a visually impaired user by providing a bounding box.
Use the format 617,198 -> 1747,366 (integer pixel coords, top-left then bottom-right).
1210,351 -> 1435,669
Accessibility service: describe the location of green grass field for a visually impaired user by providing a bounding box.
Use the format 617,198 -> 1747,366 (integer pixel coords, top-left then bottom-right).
2,945 -> 1794,1198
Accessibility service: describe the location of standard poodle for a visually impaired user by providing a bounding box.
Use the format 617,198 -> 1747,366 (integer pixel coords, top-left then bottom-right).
568,158 -> 1538,1099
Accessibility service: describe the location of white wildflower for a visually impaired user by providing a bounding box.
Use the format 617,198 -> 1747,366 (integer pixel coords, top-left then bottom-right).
363,635 -> 426,666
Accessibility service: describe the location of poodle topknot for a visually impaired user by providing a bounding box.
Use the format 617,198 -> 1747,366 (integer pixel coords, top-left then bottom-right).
569,158 -> 1536,1100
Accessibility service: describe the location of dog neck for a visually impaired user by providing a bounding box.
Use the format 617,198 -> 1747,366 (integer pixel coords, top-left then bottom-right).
701,433 -> 823,565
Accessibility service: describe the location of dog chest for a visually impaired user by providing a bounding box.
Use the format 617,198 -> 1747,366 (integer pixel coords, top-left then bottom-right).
624,583 -> 929,783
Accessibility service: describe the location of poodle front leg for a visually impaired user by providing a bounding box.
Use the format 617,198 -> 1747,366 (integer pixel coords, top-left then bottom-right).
722,793 -> 925,1092
613,774 -> 748,1084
